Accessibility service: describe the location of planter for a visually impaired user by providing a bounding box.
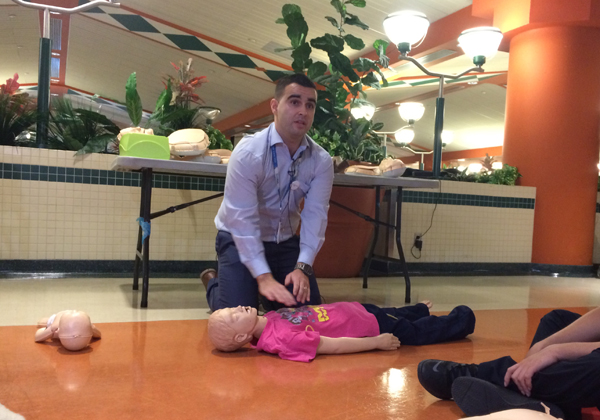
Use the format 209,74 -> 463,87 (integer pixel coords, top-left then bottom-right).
313,186 -> 376,278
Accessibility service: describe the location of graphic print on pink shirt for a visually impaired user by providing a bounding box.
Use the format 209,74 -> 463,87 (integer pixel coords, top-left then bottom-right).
254,302 -> 379,362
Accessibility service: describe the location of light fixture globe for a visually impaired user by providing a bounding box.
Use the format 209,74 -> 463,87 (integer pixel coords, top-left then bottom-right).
398,102 -> 425,123
458,27 -> 503,66
383,11 -> 429,54
394,127 -> 415,144
351,102 -> 376,121
441,130 -> 454,145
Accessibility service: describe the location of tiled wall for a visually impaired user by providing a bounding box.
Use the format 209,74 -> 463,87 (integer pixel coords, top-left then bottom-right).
1,146 -> 536,264
384,181 -> 536,263
0,146 -> 222,261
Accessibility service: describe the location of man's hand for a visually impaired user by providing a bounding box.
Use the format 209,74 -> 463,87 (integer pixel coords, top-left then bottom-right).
257,273 -> 296,306
504,346 -> 559,396
376,333 -> 401,351
284,269 -> 310,304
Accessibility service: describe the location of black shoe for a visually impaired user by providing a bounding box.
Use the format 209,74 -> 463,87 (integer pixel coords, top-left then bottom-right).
200,268 -> 217,291
452,377 -> 565,418
417,359 -> 479,400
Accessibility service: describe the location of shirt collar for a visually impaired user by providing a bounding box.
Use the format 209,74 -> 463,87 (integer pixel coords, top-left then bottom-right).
269,123 -> 309,158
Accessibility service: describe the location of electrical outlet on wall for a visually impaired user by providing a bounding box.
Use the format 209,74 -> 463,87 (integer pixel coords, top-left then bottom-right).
414,233 -> 423,251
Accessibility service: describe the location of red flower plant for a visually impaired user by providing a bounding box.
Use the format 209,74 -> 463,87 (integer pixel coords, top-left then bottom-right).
1,73 -> 21,95
164,58 -> 207,108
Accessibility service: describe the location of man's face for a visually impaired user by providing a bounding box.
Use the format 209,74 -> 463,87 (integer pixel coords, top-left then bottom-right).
270,83 -> 317,143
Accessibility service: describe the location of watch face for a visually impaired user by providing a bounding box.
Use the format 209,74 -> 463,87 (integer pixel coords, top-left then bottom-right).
296,263 -> 313,276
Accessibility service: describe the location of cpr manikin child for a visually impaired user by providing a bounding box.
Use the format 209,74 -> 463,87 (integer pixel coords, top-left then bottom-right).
208,301 -> 475,362
35,310 -> 102,351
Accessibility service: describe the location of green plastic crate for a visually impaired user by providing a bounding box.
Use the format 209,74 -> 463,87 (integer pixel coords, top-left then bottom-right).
119,133 -> 170,160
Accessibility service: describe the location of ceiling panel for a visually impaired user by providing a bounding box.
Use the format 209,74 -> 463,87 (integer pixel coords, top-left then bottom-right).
119,0 -> 473,66
66,15 -> 275,120
0,6 -> 41,85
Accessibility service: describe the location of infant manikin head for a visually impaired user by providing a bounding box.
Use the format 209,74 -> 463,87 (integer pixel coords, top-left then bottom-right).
58,311 -> 95,351
35,310 -> 101,351
207,306 -> 258,352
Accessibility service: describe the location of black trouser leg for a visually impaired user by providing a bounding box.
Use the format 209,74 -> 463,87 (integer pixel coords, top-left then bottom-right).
364,304 -> 475,346
476,310 -> 599,419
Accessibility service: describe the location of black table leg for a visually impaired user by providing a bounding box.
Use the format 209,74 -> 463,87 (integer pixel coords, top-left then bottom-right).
395,187 -> 411,303
362,186 -> 381,289
140,168 -> 153,308
132,181 -> 145,291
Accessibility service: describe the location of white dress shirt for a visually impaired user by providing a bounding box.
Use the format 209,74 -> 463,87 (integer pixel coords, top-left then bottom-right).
215,123 -> 334,278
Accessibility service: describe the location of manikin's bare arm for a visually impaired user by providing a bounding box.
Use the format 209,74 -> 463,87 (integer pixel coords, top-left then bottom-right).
317,334 -> 400,355
35,327 -> 55,342
91,324 -> 102,338
34,312 -> 63,342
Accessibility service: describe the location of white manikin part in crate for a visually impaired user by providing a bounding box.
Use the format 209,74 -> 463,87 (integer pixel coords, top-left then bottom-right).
168,128 -> 210,157
379,158 -> 407,177
117,126 -> 154,140
343,158 -> 406,177
344,164 -> 382,176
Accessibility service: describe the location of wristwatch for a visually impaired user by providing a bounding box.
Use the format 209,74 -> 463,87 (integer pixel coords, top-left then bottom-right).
294,262 -> 314,277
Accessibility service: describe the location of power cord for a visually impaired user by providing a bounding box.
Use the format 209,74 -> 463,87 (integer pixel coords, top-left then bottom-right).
410,180 -> 442,259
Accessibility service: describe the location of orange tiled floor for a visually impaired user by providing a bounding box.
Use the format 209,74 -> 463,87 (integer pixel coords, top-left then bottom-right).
0,307 -> 592,420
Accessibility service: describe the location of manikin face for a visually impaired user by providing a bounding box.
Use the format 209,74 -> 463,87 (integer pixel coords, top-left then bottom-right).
270,83 -> 317,144
220,306 -> 259,336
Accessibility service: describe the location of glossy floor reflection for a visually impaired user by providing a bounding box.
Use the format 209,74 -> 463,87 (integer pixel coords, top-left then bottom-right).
1,275 -> 600,325
0,275 -> 598,419
0,306 -> 592,420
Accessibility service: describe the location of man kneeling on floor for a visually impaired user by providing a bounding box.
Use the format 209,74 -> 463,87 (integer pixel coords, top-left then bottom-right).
417,307 -> 600,420
207,300 -> 475,362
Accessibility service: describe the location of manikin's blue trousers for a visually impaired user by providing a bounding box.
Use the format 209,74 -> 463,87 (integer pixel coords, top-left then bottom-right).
206,231 -> 321,312
363,303 -> 476,345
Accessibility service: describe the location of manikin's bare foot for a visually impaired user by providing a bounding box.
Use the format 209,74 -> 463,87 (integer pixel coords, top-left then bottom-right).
420,300 -> 433,309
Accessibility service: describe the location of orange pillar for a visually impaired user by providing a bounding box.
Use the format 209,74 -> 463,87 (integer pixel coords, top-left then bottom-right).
503,26 -> 600,265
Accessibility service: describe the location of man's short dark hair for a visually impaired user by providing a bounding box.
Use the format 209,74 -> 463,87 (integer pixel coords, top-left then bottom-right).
274,73 -> 317,99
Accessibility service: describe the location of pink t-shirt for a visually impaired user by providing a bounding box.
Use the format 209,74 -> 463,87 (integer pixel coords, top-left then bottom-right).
254,302 -> 379,362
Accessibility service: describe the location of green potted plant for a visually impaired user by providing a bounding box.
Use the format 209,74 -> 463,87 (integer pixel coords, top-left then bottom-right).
125,59 -> 232,151
44,97 -> 121,155
276,1 -> 391,277
276,1 -> 390,166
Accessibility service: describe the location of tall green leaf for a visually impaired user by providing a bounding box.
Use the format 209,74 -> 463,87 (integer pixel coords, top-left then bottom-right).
361,72 -> 381,90
373,39 -> 390,68
280,6 -> 309,49
125,73 -> 142,126
282,3 -> 302,16
345,0 -> 366,6
291,42 -> 313,73
325,16 -> 339,29
330,0 -> 346,17
307,61 -> 328,80
344,14 -> 369,30
329,52 -> 359,82
154,84 -> 172,114
343,34 -> 365,50
311,34 -> 345,54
